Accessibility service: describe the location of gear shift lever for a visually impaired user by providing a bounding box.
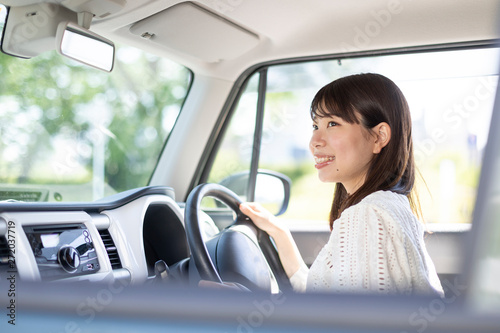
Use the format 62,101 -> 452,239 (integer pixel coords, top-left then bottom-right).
154,260 -> 170,283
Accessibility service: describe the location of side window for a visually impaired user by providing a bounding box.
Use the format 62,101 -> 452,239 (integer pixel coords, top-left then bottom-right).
260,63 -> 337,224
202,73 -> 259,208
260,47 -> 499,225
204,46 -> 499,226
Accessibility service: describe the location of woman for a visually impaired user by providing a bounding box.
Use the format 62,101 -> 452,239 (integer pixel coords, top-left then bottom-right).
240,73 -> 444,296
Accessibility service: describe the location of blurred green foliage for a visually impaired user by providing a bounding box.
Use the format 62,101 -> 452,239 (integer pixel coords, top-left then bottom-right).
0,46 -> 191,199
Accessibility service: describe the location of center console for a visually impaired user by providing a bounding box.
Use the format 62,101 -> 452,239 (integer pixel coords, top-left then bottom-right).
24,224 -> 100,280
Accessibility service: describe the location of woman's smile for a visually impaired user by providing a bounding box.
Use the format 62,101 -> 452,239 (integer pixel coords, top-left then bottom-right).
314,155 -> 335,169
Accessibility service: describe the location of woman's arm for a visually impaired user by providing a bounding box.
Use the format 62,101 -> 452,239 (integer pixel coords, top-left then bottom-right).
239,203 -> 307,279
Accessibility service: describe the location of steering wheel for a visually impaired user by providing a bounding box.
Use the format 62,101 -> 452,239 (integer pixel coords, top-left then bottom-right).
184,183 -> 291,292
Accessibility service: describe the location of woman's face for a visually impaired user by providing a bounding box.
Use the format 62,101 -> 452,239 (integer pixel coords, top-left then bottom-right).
309,114 -> 377,194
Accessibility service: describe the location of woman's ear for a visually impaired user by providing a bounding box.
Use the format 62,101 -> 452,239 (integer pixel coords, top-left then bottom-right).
373,122 -> 391,154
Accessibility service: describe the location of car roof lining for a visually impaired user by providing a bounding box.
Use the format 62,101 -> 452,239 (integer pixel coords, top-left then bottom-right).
3,0 -> 499,80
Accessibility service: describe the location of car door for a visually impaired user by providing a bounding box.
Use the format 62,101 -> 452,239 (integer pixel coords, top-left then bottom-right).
195,43 -> 500,286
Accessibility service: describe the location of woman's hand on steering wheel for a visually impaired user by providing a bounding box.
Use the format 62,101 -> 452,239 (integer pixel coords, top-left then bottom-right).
239,202 -> 287,238
185,183 -> 292,291
240,202 -> 305,281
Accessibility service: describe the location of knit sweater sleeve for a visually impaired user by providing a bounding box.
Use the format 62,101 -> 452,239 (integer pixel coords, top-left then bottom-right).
289,262 -> 309,292
307,191 -> 444,296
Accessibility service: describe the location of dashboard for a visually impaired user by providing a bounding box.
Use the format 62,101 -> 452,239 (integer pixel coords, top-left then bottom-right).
0,187 -> 191,285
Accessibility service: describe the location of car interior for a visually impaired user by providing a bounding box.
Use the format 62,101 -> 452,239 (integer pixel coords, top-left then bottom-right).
0,0 -> 500,332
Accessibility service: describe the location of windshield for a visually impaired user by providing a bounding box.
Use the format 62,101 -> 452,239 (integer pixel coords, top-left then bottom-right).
0,6 -> 192,202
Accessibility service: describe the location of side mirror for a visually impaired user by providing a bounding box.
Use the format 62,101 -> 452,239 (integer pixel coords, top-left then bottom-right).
219,170 -> 291,216
56,22 -> 115,72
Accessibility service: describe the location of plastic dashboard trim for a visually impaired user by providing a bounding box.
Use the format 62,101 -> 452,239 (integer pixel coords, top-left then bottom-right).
0,186 -> 175,213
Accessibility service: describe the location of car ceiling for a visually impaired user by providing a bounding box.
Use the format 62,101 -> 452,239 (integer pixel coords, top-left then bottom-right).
2,0 -> 500,80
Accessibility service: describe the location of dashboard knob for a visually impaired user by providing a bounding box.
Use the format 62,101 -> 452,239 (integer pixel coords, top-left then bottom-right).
58,246 -> 81,273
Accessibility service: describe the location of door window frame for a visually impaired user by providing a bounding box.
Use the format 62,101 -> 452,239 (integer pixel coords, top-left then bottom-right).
191,40 -> 500,220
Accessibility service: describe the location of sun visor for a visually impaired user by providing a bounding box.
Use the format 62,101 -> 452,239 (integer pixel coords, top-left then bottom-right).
129,2 -> 259,63
1,3 -> 77,58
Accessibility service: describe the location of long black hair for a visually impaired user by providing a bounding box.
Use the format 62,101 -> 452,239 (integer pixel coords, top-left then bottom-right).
311,73 -> 419,229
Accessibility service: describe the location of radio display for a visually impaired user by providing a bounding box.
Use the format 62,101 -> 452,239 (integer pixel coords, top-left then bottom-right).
24,224 -> 100,280
40,233 -> 60,248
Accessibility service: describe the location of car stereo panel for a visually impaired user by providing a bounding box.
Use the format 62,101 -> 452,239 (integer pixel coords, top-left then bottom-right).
24,224 -> 100,280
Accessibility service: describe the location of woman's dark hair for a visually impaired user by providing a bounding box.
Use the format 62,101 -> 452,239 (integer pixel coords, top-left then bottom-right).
310,73 -> 419,230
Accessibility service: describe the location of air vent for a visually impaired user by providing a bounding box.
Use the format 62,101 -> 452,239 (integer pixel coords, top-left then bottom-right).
0,237 -> 10,265
99,229 -> 122,269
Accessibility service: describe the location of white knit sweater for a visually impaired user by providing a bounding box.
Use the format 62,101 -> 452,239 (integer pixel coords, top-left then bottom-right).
290,190 -> 444,296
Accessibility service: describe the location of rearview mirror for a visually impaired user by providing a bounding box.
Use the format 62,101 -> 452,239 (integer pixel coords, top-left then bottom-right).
56,22 -> 115,72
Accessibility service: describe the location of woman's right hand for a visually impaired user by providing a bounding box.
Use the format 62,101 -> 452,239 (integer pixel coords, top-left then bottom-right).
239,202 -> 285,237
240,202 -> 305,280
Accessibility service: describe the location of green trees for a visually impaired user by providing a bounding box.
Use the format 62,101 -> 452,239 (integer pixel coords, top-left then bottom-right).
0,46 -> 191,201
